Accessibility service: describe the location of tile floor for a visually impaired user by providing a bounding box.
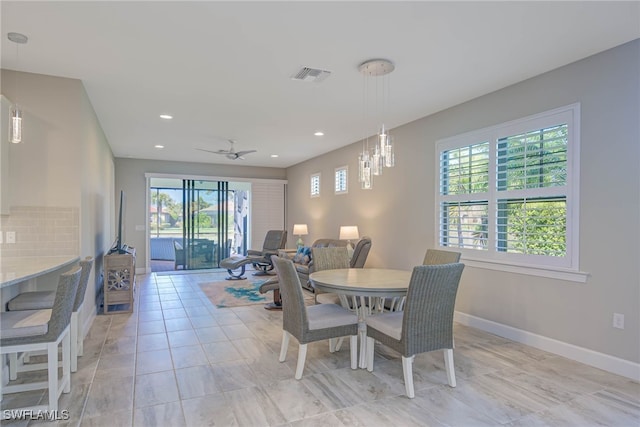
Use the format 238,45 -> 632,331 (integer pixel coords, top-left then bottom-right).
2,269 -> 639,426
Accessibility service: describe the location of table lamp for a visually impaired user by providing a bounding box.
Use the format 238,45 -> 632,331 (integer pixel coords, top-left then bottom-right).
339,225 -> 359,247
293,224 -> 308,249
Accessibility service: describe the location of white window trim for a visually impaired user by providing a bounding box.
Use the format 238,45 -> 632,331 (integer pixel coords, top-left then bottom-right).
335,166 -> 348,195
310,173 -> 321,198
435,103 -> 588,282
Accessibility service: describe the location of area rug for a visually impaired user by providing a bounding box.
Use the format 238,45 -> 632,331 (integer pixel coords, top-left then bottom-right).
198,278 -> 270,308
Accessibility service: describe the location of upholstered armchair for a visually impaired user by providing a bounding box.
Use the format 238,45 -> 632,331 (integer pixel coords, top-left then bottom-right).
246,229 -> 288,273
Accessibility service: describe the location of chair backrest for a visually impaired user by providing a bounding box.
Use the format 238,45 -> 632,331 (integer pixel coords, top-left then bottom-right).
423,249 -> 461,265
47,266 -> 82,340
272,255 -> 308,341
262,230 -> 288,252
312,247 -> 351,271
401,263 -> 465,355
73,257 -> 95,312
350,237 -> 372,268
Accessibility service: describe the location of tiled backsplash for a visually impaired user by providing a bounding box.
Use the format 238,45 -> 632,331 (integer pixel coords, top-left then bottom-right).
0,206 -> 79,257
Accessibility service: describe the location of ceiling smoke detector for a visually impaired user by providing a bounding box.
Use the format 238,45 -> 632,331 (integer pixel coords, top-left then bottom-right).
291,67 -> 331,83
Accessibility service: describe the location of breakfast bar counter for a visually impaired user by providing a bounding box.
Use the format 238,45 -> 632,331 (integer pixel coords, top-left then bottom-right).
0,255 -> 80,288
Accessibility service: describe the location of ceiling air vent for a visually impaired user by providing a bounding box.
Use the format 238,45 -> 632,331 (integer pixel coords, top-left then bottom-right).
291,67 -> 331,83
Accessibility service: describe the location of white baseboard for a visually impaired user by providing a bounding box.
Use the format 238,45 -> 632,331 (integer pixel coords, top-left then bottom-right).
82,306 -> 97,340
454,311 -> 640,381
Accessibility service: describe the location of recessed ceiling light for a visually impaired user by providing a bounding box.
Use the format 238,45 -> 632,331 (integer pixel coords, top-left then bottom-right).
314,131 -> 324,136
154,145 -> 164,149
159,114 -> 173,120
270,154 -> 279,158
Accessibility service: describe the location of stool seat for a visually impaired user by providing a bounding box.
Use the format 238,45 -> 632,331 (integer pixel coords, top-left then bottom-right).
7,290 -> 55,311
1,309 -> 52,339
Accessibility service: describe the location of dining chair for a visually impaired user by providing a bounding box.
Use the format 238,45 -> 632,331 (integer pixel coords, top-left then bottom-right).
0,266 -> 82,413
365,263 -> 465,398
388,249 -> 462,312
423,249 -> 461,265
271,256 -> 359,379
312,246 -> 350,304
6,256 -> 94,372
311,246 -> 352,352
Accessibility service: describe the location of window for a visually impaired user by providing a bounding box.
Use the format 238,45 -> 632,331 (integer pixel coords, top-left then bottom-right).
335,166 -> 348,194
310,173 -> 320,198
436,104 -> 583,280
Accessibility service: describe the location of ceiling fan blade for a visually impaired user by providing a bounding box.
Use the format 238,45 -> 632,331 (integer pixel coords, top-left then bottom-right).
235,150 -> 257,156
195,148 -> 227,155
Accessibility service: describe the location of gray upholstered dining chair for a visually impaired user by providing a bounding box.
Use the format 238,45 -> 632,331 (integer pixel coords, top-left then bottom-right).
423,248 -> 461,265
7,257 -> 94,372
389,249 -> 462,312
365,263 -> 465,398
0,266 -> 82,413
312,246 -> 351,304
271,256 -> 359,379
310,246 -> 352,351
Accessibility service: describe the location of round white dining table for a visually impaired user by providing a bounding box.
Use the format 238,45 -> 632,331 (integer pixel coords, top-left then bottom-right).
309,268 -> 411,297
309,268 -> 411,368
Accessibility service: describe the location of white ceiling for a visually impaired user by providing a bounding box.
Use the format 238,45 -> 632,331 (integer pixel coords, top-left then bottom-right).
2,1 -> 638,168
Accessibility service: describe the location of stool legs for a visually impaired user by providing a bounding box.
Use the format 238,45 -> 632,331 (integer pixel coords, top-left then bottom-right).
70,311 -> 79,372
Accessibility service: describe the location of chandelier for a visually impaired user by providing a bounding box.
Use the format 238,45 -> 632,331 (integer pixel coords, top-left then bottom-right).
358,58 -> 395,190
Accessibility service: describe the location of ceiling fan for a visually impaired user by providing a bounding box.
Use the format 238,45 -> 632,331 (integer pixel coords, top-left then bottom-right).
196,139 -> 257,160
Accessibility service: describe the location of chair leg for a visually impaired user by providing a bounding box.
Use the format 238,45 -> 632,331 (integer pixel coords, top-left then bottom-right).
402,355 -> 415,398
329,338 -> 336,353
47,342 -> 58,411
295,343 -> 307,380
350,336 -> 358,370
279,330 -> 290,362
62,332 -> 71,394
77,304 -> 84,357
9,353 -> 17,380
335,337 -> 344,352
366,337 -> 375,372
444,349 -> 456,387
78,330 -> 84,357
70,312 -> 78,372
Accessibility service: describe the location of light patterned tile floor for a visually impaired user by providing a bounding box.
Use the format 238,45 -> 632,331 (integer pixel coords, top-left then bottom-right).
2,268 -> 639,426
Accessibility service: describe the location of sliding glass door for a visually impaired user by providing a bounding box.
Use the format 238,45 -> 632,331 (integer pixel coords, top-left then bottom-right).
149,178 -> 250,272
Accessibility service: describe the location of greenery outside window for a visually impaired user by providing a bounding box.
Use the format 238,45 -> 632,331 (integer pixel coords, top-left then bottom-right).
436,104 -> 584,280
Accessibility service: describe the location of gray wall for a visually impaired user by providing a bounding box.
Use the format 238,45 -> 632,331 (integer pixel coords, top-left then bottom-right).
1,69 -> 114,330
114,157 -> 286,270
286,40 -> 640,365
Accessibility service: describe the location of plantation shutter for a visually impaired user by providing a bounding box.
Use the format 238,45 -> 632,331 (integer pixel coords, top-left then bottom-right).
251,182 -> 285,251
335,167 -> 348,193
495,124 -> 568,256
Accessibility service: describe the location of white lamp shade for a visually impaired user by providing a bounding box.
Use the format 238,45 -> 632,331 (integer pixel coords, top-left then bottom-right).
293,224 -> 308,236
339,226 -> 359,241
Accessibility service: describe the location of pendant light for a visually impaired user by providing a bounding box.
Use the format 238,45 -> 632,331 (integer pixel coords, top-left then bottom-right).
7,32 -> 28,144
358,58 -> 396,189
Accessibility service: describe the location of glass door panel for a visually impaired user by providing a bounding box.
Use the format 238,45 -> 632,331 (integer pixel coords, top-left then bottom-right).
149,178 -> 249,272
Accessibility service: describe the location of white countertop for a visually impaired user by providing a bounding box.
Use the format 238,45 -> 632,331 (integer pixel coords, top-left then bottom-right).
0,255 -> 80,288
